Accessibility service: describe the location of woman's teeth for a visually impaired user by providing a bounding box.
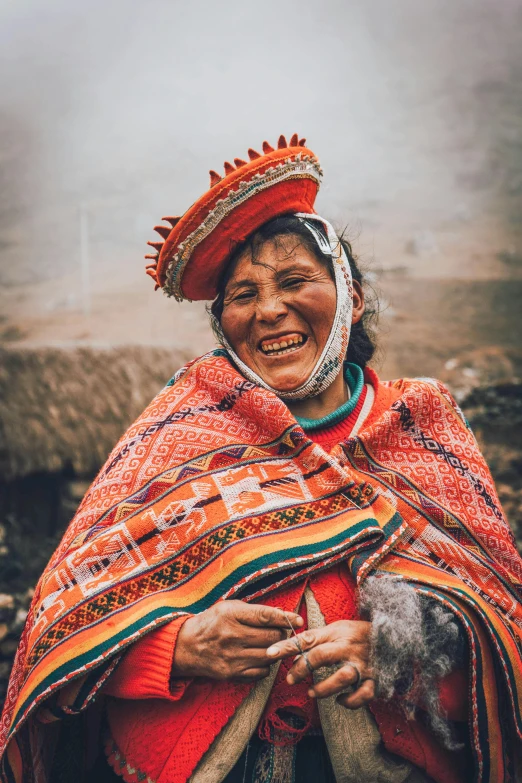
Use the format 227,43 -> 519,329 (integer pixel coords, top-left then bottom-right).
260,335 -> 304,356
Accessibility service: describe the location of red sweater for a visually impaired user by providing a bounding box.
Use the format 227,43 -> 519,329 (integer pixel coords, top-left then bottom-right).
103,371 -> 469,783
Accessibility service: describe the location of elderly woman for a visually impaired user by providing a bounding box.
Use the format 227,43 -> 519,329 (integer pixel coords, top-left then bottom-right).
1,136 -> 522,783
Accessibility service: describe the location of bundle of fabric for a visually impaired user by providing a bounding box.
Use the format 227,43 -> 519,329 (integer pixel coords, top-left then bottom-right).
1,350 -> 521,782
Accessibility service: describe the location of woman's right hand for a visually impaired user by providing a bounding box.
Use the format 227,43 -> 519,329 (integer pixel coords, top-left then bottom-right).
172,601 -> 303,682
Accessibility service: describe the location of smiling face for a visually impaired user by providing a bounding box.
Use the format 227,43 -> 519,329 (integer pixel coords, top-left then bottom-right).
219,234 -> 338,393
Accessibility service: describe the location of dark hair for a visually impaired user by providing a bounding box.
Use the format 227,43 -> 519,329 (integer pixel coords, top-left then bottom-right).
209,214 -> 378,369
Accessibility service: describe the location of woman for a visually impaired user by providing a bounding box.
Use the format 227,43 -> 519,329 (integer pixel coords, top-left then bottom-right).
1,135 -> 522,783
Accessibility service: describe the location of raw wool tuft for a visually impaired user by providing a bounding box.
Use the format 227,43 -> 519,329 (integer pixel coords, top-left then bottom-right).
359,575 -> 465,750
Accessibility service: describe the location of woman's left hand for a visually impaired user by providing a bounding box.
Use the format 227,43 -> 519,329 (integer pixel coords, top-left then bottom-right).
266,620 -> 375,709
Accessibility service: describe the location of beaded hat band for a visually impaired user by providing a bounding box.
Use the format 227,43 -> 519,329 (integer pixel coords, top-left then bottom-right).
145,134 -> 322,301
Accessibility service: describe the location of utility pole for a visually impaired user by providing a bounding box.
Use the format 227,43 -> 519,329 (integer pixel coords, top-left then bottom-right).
79,203 -> 91,317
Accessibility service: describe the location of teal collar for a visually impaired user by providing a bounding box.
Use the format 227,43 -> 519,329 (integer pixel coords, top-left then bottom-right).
294,363 -> 365,433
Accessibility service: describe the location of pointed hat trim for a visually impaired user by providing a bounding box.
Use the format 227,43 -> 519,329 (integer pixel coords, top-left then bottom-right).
146,135 -> 322,301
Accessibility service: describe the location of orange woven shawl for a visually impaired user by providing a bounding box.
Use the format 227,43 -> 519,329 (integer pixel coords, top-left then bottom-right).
1,350 -> 521,783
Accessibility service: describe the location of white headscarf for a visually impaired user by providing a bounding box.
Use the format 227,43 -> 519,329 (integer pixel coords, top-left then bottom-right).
210,214 -> 354,401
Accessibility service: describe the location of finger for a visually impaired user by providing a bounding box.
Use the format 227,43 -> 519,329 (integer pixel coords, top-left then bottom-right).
239,626 -> 286,648
239,604 -> 303,630
337,678 -> 376,709
238,649 -> 281,668
266,626 -> 332,660
306,660 -> 363,697
286,642 -> 346,684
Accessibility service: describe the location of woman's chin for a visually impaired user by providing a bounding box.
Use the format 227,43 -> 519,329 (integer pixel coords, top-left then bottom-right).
256,364 -> 312,393
238,346 -> 317,393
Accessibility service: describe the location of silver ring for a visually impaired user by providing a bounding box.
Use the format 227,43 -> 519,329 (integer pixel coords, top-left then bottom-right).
292,637 -> 314,674
302,651 -> 314,675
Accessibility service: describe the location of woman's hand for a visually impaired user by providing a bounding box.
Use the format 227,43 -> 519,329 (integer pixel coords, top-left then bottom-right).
265,620 -> 375,709
172,601 -> 303,682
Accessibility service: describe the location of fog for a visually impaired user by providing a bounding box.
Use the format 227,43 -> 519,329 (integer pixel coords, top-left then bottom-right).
0,0 -> 521,354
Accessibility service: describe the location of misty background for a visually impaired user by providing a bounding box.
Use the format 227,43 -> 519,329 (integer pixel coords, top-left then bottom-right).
0,0 -> 521,375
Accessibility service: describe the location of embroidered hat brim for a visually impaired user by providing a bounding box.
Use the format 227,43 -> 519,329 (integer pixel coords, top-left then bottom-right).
145,136 -> 323,301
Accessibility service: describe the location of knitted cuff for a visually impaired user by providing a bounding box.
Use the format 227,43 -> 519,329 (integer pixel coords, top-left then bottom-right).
105,615 -> 193,701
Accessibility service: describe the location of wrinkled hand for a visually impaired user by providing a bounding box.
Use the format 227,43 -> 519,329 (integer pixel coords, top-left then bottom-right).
266,620 -> 375,709
172,601 -> 303,682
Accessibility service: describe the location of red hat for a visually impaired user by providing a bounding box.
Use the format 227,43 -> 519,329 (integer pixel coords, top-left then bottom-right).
145,134 -> 322,301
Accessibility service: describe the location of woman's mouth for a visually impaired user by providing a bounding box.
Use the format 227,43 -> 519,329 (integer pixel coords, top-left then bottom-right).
258,333 -> 307,358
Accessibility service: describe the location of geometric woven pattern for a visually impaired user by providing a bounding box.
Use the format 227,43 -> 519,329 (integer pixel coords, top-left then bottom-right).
1,354 -> 522,783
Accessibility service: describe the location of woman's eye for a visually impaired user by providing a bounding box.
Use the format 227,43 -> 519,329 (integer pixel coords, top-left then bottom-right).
233,290 -> 255,302
282,277 -> 305,288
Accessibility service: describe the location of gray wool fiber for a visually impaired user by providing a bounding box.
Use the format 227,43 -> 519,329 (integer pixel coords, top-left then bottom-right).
359,575 -> 466,751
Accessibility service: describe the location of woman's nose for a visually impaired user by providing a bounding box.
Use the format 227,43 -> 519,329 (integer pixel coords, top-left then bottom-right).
255,291 -> 288,322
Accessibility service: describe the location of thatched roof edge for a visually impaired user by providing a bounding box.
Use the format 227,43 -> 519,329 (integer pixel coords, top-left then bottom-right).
0,346 -> 187,481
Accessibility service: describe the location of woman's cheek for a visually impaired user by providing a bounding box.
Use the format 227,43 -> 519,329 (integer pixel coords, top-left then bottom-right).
221,307 -> 253,355
297,290 -> 336,334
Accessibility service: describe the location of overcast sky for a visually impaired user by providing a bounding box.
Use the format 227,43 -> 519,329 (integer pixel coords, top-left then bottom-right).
1,0 -> 521,290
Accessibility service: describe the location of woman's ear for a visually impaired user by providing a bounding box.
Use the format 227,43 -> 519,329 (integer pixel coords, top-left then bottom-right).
351,280 -> 365,325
